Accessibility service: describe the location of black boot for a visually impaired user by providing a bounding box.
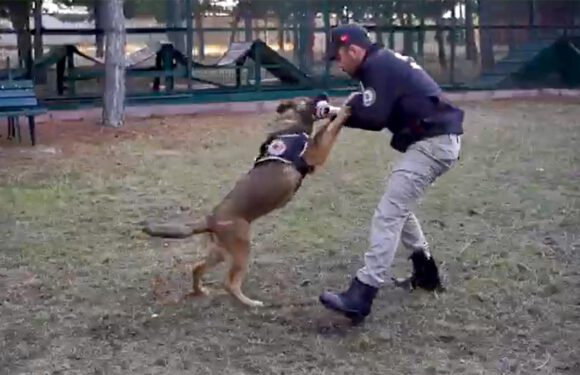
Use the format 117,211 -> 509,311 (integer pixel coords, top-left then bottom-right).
319,277 -> 378,325
393,250 -> 444,292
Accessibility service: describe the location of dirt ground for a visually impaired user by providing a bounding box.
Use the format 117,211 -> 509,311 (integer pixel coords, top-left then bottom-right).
1,99 -> 579,375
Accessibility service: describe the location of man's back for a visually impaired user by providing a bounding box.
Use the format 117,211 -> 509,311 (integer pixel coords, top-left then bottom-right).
369,47 -> 442,98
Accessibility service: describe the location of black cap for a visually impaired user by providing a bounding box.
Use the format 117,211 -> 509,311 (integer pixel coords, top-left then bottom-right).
326,23 -> 372,61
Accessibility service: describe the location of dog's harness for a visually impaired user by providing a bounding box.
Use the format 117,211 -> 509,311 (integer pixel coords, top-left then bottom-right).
254,132 -> 314,177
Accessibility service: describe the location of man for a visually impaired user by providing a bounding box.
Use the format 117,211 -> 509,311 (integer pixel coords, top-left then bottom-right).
318,23 -> 464,324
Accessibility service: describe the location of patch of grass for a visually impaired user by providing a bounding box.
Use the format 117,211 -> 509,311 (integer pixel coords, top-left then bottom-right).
0,183 -> 71,217
1,100 -> 579,375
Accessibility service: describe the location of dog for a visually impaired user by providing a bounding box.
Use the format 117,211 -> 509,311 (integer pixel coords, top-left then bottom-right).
142,95 -> 350,307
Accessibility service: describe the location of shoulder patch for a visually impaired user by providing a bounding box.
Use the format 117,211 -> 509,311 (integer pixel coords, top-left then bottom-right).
362,87 -> 376,107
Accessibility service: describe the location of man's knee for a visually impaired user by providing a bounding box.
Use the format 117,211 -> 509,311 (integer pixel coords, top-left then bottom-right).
372,193 -> 409,228
380,170 -> 429,216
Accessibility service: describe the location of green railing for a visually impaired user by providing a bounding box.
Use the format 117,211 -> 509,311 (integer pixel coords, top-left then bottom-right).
0,0 -> 579,109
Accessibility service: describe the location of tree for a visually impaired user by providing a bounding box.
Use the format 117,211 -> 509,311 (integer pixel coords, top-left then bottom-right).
33,0 -> 46,82
0,0 -> 32,68
166,0 -> 185,53
376,0 -> 456,66
193,0 -> 212,60
55,0 -> 108,57
102,0 -> 126,128
271,3 -> 293,51
228,0 -> 263,44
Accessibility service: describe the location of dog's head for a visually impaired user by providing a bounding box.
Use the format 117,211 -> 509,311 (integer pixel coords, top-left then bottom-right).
271,94 -> 329,133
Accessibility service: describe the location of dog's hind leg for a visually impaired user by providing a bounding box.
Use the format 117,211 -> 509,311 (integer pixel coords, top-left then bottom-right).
219,220 -> 263,307
188,234 -> 226,298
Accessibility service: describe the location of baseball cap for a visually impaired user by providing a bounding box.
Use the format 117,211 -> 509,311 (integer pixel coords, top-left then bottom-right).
326,23 -> 373,61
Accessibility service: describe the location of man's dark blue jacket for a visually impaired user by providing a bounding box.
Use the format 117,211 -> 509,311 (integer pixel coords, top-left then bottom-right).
345,44 -> 464,152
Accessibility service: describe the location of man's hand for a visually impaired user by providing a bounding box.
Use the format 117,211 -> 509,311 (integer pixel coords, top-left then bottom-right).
335,104 -> 352,123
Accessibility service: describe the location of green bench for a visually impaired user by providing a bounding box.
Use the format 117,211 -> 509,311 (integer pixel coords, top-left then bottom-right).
0,80 -> 47,146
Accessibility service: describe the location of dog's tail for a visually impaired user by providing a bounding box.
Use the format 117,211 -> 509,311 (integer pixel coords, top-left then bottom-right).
142,216 -> 211,239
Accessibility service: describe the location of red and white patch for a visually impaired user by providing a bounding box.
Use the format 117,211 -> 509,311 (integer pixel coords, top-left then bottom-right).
267,139 -> 287,156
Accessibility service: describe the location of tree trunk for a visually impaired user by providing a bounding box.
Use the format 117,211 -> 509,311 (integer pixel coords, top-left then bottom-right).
403,13 -> 415,56
386,1 -> 395,49
465,0 -> 478,61
293,15 -> 300,62
33,0 -> 46,83
244,12 -> 253,42
303,9 -> 315,72
167,0 -> 185,53
194,12 -> 205,59
228,8 -> 241,45
95,1 -> 105,58
375,13 -> 384,47
6,0 -> 32,69
479,0 -> 496,72
435,16 -> 447,69
388,19 -> 395,49
102,0 -> 126,128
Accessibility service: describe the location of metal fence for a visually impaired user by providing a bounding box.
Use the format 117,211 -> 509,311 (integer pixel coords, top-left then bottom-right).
0,0 -> 579,107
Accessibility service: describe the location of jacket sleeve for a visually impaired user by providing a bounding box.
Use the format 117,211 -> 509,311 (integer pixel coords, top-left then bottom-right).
344,60 -> 399,131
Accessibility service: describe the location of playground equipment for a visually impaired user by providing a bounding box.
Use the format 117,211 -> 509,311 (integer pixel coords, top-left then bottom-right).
470,35 -> 580,89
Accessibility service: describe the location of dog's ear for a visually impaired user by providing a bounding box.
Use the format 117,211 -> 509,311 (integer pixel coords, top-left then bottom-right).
313,92 -> 330,103
276,100 -> 295,114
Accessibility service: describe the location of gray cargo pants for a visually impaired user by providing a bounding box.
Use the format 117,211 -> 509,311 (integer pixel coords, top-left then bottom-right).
356,134 -> 461,288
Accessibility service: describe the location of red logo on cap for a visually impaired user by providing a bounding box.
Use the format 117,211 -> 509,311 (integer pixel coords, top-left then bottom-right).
340,34 -> 349,43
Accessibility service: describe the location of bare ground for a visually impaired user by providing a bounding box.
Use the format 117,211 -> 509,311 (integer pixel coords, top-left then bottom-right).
0,99 -> 579,375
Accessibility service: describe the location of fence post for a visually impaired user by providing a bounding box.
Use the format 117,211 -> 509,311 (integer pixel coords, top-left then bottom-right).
254,41 -> 262,91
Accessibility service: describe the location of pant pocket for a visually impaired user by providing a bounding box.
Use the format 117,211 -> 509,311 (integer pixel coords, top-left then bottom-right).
428,134 -> 461,162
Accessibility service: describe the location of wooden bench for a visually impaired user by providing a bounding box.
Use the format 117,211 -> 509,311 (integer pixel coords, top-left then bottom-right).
0,80 -> 47,146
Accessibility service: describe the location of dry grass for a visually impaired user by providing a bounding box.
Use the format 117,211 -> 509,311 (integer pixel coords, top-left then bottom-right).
0,99 -> 579,375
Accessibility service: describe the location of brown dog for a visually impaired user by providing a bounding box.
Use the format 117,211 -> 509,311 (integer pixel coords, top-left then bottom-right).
143,97 -> 350,307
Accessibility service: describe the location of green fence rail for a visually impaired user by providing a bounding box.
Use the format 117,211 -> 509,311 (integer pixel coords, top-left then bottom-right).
0,0 -> 578,109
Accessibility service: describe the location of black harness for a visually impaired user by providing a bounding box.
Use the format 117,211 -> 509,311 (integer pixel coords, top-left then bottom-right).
253,132 -> 314,177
